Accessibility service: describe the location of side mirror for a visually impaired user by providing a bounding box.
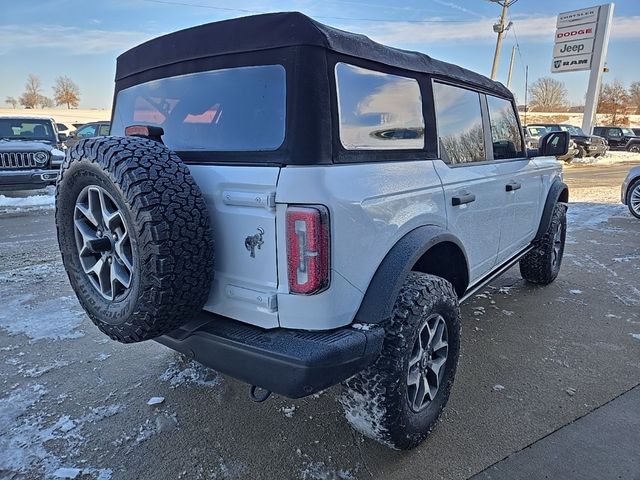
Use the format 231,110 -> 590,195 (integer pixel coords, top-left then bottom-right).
58,133 -> 67,142
538,131 -> 570,157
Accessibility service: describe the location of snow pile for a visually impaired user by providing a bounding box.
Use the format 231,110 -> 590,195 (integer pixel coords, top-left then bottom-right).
571,150 -> 640,166
0,186 -> 56,212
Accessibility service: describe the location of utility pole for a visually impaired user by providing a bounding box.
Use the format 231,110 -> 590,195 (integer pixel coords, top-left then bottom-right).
488,0 -> 518,80
506,45 -> 516,90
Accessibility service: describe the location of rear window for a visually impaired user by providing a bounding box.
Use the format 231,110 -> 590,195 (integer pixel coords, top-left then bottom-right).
111,65 -> 286,152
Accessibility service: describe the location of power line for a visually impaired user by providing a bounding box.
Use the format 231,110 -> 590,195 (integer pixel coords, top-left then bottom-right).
143,0 -> 482,23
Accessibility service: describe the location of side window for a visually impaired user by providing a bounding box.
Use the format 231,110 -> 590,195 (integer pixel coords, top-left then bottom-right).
335,63 -> 424,150
433,82 -> 485,164
609,128 -> 622,138
98,124 -> 110,135
486,95 -> 524,160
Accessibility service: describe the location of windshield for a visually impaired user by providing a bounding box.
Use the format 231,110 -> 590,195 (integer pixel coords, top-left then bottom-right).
559,125 -> 585,136
111,65 -> 286,152
0,119 -> 56,141
621,128 -> 636,136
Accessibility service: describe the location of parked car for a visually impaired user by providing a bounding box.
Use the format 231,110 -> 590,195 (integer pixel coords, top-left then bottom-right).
528,123 -> 607,158
622,166 -> 640,219
524,125 -> 548,150
525,126 -> 577,163
54,12 -> 570,450
0,116 -> 65,190
64,121 -> 110,148
593,126 -> 640,153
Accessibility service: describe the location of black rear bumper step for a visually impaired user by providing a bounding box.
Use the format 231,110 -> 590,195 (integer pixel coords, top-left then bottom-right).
156,312 -> 384,398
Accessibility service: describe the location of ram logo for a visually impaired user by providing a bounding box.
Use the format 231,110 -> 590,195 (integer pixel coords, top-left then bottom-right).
554,60 -> 562,68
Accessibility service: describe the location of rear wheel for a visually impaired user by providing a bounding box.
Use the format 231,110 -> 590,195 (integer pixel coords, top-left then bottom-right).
519,203 -> 567,285
627,179 -> 640,219
628,144 -> 640,153
575,146 -> 585,158
56,136 -> 214,343
339,272 -> 460,450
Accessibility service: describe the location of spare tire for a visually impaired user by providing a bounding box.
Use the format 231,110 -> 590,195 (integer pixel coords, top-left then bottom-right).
55,136 -> 214,343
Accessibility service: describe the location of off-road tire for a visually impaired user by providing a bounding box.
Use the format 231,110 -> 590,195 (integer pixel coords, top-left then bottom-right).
576,146 -> 585,158
56,136 -> 214,343
339,272 -> 461,450
627,178 -> 640,219
519,202 -> 567,285
627,144 -> 640,153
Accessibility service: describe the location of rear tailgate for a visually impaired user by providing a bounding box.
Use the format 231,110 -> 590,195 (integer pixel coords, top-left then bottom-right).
189,165 -> 280,328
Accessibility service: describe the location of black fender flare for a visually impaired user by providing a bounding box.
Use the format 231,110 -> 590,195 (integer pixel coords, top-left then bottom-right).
354,225 -> 468,325
534,179 -> 569,241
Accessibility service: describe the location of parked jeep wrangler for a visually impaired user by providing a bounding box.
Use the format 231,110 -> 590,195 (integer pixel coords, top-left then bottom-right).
0,116 -> 65,191
55,12 -> 569,450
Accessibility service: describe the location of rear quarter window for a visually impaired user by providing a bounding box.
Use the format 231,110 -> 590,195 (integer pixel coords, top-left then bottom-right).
111,65 -> 286,152
335,63 -> 424,150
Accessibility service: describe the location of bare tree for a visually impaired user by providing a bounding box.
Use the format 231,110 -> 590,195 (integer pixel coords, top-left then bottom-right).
5,96 -> 18,109
629,81 -> 640,115
528,77 -> 569,112
597,80 -> 630,124
19,74 -> 43,109
53,76 -> 80,109
38,95 -> 55,108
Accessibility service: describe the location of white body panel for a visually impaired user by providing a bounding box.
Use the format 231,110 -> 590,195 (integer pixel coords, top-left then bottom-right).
189,165 -> 280,329
433,160 -> 504,282
276,160 -> 447,330
188,156 -> 561,331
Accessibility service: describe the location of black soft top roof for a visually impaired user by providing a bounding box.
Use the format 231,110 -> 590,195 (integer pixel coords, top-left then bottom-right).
116,11 -> 511,98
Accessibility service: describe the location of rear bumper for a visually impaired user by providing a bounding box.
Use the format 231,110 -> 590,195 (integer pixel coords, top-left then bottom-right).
156,312 -> 384,398
0,169 -> 58,191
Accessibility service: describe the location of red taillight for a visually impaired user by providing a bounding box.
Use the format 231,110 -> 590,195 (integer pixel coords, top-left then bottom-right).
286,205 -> 330,295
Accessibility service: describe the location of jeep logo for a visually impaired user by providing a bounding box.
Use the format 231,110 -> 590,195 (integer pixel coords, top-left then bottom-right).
559,43 -> 584,54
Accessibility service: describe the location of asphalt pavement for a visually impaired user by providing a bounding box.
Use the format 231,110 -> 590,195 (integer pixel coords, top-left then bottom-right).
1,164 -> 639,480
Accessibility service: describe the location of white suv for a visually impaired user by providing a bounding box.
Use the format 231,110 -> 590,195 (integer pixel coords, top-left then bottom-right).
54,12 -> 570,450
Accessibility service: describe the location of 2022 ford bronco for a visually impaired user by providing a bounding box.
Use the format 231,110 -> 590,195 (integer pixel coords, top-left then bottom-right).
55,12 -> 570,449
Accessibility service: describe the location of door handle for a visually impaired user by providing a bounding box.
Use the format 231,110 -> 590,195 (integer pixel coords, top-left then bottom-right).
506,182 -> 522,192
452,193 -> 476,206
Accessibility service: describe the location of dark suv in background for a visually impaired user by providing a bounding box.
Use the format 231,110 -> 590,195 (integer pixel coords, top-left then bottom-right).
593,126 -> 640,153
528,123 -> 608,158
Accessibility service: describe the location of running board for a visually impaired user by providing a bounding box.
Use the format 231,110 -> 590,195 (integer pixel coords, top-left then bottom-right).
460,245 -> 534,303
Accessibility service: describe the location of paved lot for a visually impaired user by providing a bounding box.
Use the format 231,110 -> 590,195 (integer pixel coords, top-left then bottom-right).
1,163 -> 639,479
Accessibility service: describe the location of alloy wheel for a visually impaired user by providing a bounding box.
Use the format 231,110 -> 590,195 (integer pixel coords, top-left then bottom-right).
73,185 -> 135,301
407,314 -> 449,412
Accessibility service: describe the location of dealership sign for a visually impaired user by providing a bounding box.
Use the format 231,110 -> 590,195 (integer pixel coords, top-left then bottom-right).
551,7 -> 602,73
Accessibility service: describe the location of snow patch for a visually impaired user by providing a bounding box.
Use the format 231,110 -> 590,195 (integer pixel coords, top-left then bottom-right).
0,384 -> 119,479
351,323 -> 372,331
0,294 -> 85,342
569,289 -> 583,295
493,384 -> 505,391
630,333 -> 640,341
280,405 -> 297,418
571,150 -> 640,166
567,203 -> 628,230
159,355 -> 220,388
147,396 -> 165,406
300,461 -> 355,480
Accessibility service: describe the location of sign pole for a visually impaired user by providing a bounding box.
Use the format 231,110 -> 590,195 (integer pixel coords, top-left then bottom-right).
581,3 -> 615,135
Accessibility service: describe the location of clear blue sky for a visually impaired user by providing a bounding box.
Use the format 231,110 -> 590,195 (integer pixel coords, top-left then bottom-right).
2,0 -> 639,108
